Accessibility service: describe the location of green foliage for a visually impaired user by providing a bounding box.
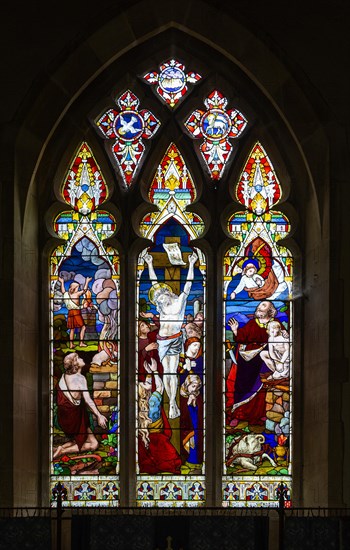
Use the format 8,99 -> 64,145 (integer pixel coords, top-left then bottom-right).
139,297 -> 150,313
53,403 -> 60,430
85,372 -> 93,391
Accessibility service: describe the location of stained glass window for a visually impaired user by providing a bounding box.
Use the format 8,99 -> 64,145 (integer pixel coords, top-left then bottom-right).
95,90 -> 160,188
136,143 -> 206,506
49,61 -> 296,510
184,90 -> 247,180
50,143 -> 120,507
222,142 -> 292,507
143,58 -> 201,108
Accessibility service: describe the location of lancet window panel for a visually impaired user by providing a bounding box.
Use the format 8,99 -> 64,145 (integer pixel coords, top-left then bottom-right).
222,142 -> 293,508
136,144 -> 206,507
50,144 -> 120,507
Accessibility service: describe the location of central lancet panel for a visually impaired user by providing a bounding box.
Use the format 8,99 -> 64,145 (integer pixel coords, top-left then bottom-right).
136,144 -> 206,507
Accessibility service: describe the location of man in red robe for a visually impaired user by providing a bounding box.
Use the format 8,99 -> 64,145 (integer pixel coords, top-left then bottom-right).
226,301 -> 278,426
53,352 -> 107,459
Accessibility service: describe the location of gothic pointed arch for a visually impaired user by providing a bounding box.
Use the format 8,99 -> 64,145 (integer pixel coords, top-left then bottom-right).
4,1 -> 336,512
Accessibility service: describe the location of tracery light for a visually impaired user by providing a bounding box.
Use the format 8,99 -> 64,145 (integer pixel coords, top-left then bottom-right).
95,90 -> 160,188
50,143 -> 120,507
62,142 -> 108,214
185,90 -> 247,180
222,142 -> 293,507
136,143 -> 206,507
143,58 -> 201,108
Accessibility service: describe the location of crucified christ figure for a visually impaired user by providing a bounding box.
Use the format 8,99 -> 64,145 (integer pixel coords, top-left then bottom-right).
144,250 -> 198,419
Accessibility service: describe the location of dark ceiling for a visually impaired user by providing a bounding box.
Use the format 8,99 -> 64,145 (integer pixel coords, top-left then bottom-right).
1,0 -> 349,126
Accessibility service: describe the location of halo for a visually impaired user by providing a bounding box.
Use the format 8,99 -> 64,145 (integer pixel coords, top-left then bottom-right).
148,282 -> 173,305
242,258 -> 260,271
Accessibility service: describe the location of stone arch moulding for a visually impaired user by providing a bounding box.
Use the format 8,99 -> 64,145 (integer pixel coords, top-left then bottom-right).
17,1 -> 324,230
11,1 -> 333,508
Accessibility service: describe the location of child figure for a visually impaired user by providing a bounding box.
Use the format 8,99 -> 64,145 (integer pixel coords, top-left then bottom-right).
260,320 -> 290,380
82,289 -> 97,311
59,275 -> 92,348
230,259 -> 264,300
